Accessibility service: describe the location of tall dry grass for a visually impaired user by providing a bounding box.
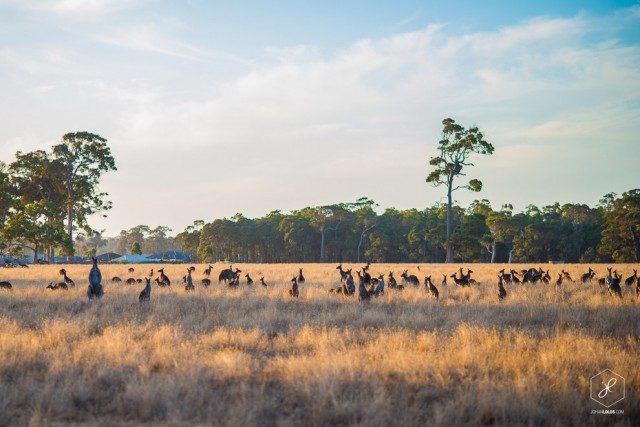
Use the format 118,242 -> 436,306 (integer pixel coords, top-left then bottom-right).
0,263 -> 638,426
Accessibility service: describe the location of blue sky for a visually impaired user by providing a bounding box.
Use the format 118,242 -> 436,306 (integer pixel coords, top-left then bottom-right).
1,0 -> 639,235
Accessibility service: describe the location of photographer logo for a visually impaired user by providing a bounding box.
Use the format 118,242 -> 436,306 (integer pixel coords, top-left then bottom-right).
590,369 -> 625,408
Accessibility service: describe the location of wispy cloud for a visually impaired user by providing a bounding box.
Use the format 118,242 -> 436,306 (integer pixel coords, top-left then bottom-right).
1,0 -> 146,15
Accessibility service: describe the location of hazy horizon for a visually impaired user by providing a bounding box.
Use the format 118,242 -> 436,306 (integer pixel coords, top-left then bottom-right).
1,0 -> 639,236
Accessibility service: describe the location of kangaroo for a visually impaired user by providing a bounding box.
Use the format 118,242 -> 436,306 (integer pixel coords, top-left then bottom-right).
260,277 -> 268,287
509,270 -> 521,284
373,274 -> 385,296
139,278 -> 151,302
59,269 -> 75,287
201,278 -> 211,287
450,272 -> 470,287
441,274 -> 448,287
228,274 -> 240,288
425,276 -> 439,300
157,268 -> 171,286
297,268 -> 305,283
245,273 -> 254,285
358,274 -> 370,302
555,273 -> 563,287
87,257 -> 103,300
47,282 -> 68,291
128,267 -> 135,274
541,270 -> 551,284
204,264 -> 213,276
125,277 -> 137,285
0,281 -> 13,289
625,269 -> 638,287
388,272 -> 398,288
345,272 -> 356,295
289,277 -> 299,298
185,269 -> 194,292
499,268 -> 512,284
336,264 -> 349,282
561,270 -> 574,282
111,276 -> 122,283
497,276 -> 507,300
607,270 -> 622,298
218,266 -> 240,284
581,267 -> 595,284
400,270 -> 419,287
149,268 -> 154,278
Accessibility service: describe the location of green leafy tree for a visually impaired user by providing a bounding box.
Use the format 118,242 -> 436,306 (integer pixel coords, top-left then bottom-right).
426,118 -> 494,262
131,241 -> 142,255
52,132 -> 117,250
598,190 -> 640,262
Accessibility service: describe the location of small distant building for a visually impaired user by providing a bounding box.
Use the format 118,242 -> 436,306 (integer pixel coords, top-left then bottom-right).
148,251 -> 191,263
111,254 -> 155,264
53,255 -> 86,264
96,252 -> 122,263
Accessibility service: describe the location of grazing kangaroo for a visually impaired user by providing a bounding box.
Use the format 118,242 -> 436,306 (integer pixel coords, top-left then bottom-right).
139,278 -> 151,302
0,281 -> 13,289
450,273 -> 469,287
228,274 -> 240,288
625,269 -> 638,287
157,268 -> 171,286
581,267 -> 595,284
204,264 -> 213,276
125,277 -> 137,285
425,276 -> 439,300
497,276 -> 507,300
87,257 -> 103,300
201,278 -> 211,287
245,274 -> 254,285
218,266 -> 240,284
260,277 -> 268,287
185,269 -> 195,292
188,266 -> 196,273
128,267 -> 135,274
400,270 -> 419,287
336,264 -> 349,282
47,281 -> 68,290
289,277 -> 299,298
59,269 -> 75,287
388,272 -> 398,288
111,276 -> 122,283
297,268 -> 305,283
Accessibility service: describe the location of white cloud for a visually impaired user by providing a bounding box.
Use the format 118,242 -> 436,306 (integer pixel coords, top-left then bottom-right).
1,0 -> 146,14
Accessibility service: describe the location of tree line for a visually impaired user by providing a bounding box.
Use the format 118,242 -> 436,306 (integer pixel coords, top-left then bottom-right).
166,191 -> 639,264
1,124 -> 638,264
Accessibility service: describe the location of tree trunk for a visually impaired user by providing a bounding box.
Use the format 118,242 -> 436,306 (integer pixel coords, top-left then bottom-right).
33,244 -> 38,263
446,184 -> 453,263
320,227 -> 326,263
490,241 -> 496,263
630,226 -> 640,263
66,161 -> 74,258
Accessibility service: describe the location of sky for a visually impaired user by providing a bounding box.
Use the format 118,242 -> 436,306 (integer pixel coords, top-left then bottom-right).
1,0 -> 639,236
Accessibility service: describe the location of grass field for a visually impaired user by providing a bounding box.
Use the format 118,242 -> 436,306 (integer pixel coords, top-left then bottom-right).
0,263 -> 638,426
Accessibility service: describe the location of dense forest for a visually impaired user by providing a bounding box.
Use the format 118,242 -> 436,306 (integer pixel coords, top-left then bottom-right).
75,191 -> 640,264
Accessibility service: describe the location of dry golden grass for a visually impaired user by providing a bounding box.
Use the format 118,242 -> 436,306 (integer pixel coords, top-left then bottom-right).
0,263 -> 638,426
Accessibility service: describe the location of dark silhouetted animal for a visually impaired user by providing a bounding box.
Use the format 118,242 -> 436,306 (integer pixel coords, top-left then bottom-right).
111,276 -> 122,283
139,278 -> 151,302
47,282 -> 67,291
498,276 -> 507,300
625,269 -> 637,287
297,268 -> 305,283
204,264 -> 213,276
289,277 -> 299,297
581,267 -> 595,284
400,270 -> 419,287
0,281 -> 12,289
87,257 -> 103,300
260,277 -> 268,287
245,274 -> 253,285
201,278 -> 211,287
59,269 -> 75,287
425,276 -> 438,300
